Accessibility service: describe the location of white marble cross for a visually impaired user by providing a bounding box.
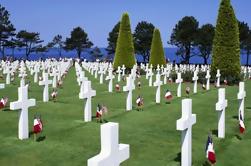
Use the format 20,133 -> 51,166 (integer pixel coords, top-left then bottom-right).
205,70 -> 211,90
87,122 -> 130,166
39,73 -> 52,102
123,75 -> 135,111
79,81 -> 96,122
121,65 -> 126,77
153,72 -> 163,104
176,72 -> 183,97
105,66 -> 115,92
215,88 -> 228,138
117,66 -> 122,82
4,66 -> 11,85
50,68 -> 58,88
79,71 -> 88,95
148,68 -> 154,87
33,65 -> 40,83
98,66 -> 105,84
216,69 -> 221,88
192,70 -> 198,94
0,83 -> 5,89
19,72 -> 27,87
237,82 -> 246,120
10,85 -> 36,140
176,99 -> 196,166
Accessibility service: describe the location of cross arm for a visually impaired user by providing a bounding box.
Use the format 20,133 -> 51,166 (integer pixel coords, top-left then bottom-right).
176,114 -> 196,131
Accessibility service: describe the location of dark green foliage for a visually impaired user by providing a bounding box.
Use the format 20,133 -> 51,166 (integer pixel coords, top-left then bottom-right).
149,29 -> 166,68
212,0 -> 240,80
16,30 -> 43,59
90,46 -> 103,61
238,21 -> 251,66
47,35 -> 64,58
195,24 -> 215,64
133,21 -> 155,63
106,22 -> 120,57
169,16 -> 199,64
113,13 -> 135,69
0,4 -> 16,58
65,27 -> 93,59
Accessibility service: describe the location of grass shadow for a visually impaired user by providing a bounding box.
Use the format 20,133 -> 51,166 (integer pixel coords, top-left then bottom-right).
2,108 -> 11,112
211,129 -> 218,137
37,136 -> 46,142
202,160 -> 211,166
29,131 -> 34,137
174,152 -> 181,163
246,107 -> 251,110
232,115 -> 238,120
235,134 -> 242,140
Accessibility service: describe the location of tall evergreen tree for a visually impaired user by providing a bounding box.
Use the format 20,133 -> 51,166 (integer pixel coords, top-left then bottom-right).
149,29 -> 166,68
134,21 -> 155,63
212,0 -> 240,80
113,13 -> 135,69
0,4 -> 16,58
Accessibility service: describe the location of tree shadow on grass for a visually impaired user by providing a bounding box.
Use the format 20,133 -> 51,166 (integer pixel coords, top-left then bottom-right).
232,115 -> 238,120
174,152 -> 181,163
202,161 -> 211,166
246,106 -> 251,110
211,129 -> 218,137
37,136 -> 46,142
2,108 -> 11,112
235,134 -> 242,140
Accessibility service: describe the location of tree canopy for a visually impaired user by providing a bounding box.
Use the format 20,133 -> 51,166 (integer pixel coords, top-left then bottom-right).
65,27 -> 93,59
133,21 -> 155,63
169,16 -> 199,64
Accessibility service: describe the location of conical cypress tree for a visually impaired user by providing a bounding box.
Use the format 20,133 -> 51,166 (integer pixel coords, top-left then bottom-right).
212,0 -> 240,82
113,13 -> 135,69
149,28 -> 166,68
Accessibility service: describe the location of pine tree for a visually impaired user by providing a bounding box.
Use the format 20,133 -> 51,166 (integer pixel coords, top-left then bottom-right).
149,29 -> 166,68
212,0 -> 240,82
113,13 -> 135,69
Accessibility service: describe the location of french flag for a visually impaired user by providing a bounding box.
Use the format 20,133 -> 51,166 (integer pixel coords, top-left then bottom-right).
205,136 -> 216,164
239,114 -> 245,134
165,90 -> 172,100
33,118 -> 43,134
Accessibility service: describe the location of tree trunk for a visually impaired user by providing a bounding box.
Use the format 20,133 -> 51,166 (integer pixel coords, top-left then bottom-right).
77,50 -> 81,59
246,50 -> 250,66
204,57 -> 208,65
185,47 -> 190,64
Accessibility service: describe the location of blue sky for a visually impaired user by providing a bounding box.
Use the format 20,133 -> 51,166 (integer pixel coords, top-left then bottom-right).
1,0 -> 251,47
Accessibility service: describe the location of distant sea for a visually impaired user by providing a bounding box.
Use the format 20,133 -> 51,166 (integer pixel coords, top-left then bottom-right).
1,48 -> 250,65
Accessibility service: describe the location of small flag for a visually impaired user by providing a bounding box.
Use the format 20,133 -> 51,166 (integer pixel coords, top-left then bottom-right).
224,79 -> 228,85
202,84 -> 206,90
239,114 -> 245,134
51,90 -> 57,99
115,84 -> 120,91
33,118 -> 43,134
137,81 -> 141,88
0,97 -> 8,109
205,135 -> 216,164
165,90 -> 172,100
136,96 -> 143,106
186,87 -> 190,95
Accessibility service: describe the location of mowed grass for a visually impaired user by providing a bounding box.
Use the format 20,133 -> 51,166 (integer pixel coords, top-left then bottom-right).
0,67 -> 251,166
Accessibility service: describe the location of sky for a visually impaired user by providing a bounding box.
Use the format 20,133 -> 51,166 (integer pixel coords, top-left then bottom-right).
1,0 -> 251,47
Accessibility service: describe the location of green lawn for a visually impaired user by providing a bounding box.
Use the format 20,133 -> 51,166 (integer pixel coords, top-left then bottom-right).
0,68 -> 250,166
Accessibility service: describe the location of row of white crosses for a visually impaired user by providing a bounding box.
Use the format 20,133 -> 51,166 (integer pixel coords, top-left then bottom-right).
105,64 -> 115,92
